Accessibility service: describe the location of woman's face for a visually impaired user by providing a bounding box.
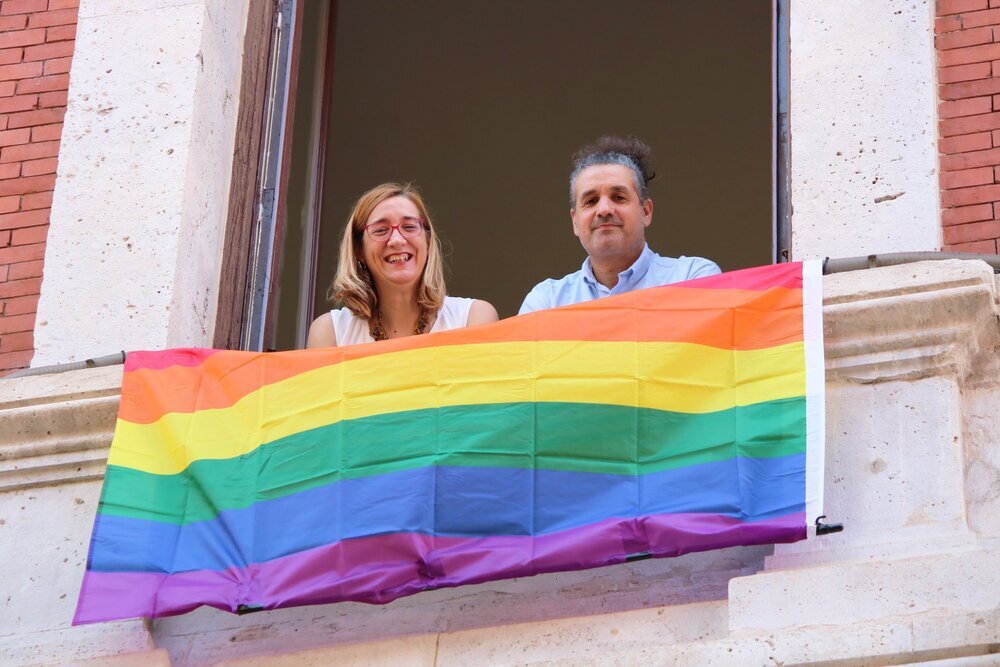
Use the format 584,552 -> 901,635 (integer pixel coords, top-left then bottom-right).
361,195 -> 429,292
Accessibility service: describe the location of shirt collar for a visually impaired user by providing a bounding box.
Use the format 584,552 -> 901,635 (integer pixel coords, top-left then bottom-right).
582,244 -> 655,288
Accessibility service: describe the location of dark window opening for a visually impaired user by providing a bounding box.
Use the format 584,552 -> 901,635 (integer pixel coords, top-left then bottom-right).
266,0 -> 776,351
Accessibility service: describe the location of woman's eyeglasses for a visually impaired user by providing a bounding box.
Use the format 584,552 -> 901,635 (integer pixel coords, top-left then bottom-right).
364,218 -> 427,241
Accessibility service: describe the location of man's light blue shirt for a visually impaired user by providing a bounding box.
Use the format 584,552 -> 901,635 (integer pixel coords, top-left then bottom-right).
518,244 -> 721,314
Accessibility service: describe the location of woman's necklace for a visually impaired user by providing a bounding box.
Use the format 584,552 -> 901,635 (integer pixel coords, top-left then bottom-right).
370,308 -> 429,341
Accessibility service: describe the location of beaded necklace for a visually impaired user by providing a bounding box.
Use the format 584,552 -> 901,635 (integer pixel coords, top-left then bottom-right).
370,308 -> 429,341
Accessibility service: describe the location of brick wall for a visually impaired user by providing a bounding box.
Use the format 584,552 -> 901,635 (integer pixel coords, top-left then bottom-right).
936,0 -> 1000,253
0,0 -> 75,375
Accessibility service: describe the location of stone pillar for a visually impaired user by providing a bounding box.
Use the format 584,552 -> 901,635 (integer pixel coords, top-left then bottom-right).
32,0 -> 248,366
789,1 -> 942,258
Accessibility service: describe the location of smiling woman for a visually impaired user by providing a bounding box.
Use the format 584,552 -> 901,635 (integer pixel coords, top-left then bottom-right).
305,183 -> 498,348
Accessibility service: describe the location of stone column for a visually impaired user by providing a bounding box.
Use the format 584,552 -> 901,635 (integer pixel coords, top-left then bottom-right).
32,0 -> 248,365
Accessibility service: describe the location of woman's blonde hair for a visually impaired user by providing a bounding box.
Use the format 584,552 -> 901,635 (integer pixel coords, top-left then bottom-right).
328,183 -> 446,322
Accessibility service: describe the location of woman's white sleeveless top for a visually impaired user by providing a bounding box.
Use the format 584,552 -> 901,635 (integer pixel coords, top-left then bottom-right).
329,296 -> 476,346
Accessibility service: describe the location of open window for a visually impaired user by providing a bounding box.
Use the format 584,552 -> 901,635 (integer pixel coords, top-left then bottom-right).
220,0 -> 782,351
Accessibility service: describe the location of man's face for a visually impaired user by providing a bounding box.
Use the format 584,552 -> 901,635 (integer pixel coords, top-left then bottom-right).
570,164 -> 653,266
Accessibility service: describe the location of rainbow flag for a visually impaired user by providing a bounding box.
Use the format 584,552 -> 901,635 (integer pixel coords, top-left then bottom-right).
74,261 -> 824,624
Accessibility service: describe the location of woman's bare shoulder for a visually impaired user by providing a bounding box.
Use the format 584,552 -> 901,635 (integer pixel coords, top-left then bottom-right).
466,299 -> 499,326
306,313 -> 338,348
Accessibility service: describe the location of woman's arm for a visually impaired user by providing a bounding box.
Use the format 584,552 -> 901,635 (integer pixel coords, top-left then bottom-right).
306,314 -> 338,348
467,299 -> 499,326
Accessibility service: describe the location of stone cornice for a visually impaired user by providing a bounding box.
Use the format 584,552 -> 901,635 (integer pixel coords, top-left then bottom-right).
822,260 -> 999,384
0,365 -> 122,491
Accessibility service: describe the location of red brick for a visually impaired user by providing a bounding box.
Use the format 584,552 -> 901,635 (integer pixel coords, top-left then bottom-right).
992,0 -> 1000,6
938,0 -> 989,14
41,55 -> 69,75
15,73 -> 67,94
0,329 -> 33,352
937,25 -> 993,51
0,275 -> 40,297
20,189 -> 50,209
941,166 -> 995,189
941,96 -> 993,118
940,111 -> 1000,136
8,259 -> 41,279
0,81 -> 13,96
0,229 -> 8,245
943,239 -> 998,253
0,349 -> 33,372
940,132 -> 992,153
44,24 -> 74,42
942,219 -> 1000,244
940,42 -> 1000,68
0,311 -> 35,334
36,91 -> 62,110
2,293 -> 39,315
0,116 -> 7,130
29,122 -> 59,141
0,60 -> 41,81
48,0 -> 79,8
957,8 -> 1000,28
0,172 -> 52,195
28,7 -> 76,29
0,262 -> 7,280
0,194 -> 18,213
0,28 -> 44,49
1,0 -> 48,15
0,138 -> 57,161
23,39 -> 71,61
0,93 -> 37,113
0,14 -> 27,31
0,127 -> 29,146
941,182 -> 1000,206
936,14 -> 964,34
6,105 -> 61,128
0,207 -> 47,229
20,155 -> 54,176
0,47 -> 22,64
10,222 -> 46,244
0,162 -> 18,179
0,241 -> 43,264
20,156 -> 54,176
940,62 -> 991,84
994,94 -> 1000,111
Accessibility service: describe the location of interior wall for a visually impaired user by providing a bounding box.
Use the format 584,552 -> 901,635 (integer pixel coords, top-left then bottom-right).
277,0 -> 772,347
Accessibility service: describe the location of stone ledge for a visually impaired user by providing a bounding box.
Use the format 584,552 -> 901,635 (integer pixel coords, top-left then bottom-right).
823,260 -> 999,384
0,366 -> 122,491
0,619 -> 155,666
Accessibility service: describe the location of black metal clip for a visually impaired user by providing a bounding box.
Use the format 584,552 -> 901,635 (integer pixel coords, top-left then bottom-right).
236,603 -> 265,615
815,515 -> 844,536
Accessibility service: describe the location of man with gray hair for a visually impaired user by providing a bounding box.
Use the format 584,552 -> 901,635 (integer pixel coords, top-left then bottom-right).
518,136 -> 720,314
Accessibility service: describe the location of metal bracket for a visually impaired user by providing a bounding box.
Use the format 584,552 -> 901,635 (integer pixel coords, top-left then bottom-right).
815,514 -> 844,536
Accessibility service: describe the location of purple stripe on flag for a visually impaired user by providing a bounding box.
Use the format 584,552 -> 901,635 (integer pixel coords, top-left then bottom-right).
74,511 -> 804,624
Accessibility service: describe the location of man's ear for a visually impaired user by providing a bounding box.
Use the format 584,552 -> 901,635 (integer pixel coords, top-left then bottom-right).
642,199 -> 653,228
